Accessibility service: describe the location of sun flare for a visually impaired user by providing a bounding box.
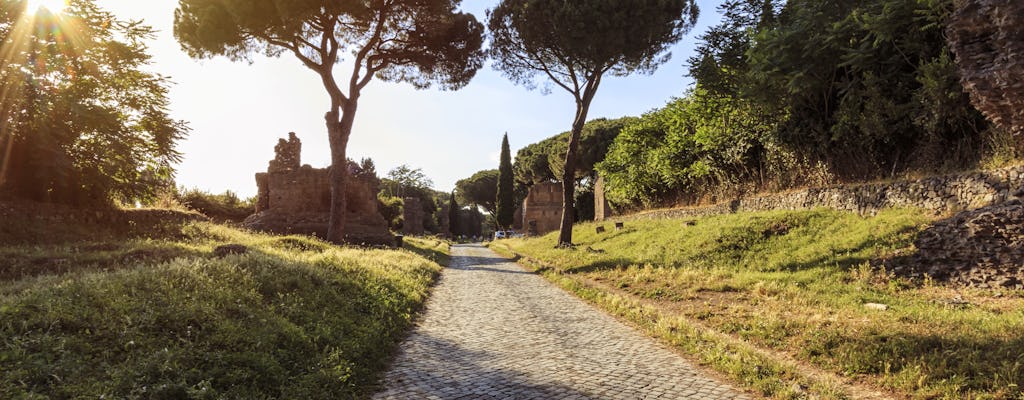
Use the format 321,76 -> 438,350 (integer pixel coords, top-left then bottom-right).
25,0 -> 67,14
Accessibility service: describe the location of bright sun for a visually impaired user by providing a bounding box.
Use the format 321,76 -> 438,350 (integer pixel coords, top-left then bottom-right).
25,0 -> 67,14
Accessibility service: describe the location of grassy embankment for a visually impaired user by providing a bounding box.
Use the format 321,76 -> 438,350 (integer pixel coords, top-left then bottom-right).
491,208 -> 1024,400
0,209 -> 448,399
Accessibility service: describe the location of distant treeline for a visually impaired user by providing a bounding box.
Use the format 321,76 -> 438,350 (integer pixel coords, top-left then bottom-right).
514,0 -> 1021,211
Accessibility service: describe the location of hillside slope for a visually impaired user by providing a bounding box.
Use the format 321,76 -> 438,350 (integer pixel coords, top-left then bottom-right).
493,209 -> 1024,399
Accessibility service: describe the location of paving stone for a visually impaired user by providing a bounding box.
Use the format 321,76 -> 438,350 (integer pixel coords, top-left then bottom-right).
373,244 -> 754,399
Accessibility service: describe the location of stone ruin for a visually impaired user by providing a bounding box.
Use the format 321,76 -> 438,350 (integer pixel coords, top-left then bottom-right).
243,133 -> 393,246
521,182 -> 563,236
893,192 -> 1024,289
947,0 -> 1024,135
594,174 -> 612,221
904,0 -> 1024,288
402,197 -> 425,235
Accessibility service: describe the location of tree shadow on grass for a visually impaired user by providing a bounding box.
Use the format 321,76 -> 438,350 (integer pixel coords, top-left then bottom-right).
801,325 -> 1024,396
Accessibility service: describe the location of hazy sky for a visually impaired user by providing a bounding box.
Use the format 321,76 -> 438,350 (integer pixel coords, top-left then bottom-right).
91,0 -> 721,198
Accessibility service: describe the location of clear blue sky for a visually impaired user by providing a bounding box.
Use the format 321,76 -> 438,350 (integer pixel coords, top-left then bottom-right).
94,0 -> 722,198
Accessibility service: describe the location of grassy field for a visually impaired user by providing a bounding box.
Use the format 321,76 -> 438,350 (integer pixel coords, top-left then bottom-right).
491,208 -> 1024,400
0,212 -> 448,399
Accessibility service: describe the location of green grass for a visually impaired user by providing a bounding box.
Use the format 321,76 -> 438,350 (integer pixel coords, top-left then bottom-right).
0,218 -> 445,399
492,208 -> 1024,400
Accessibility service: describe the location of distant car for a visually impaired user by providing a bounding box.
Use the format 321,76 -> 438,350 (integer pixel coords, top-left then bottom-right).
493,230 -> 522,240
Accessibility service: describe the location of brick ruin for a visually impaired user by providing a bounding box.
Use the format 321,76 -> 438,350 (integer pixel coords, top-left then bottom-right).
947,0 -> 1024,135
402,197 -> 425,235
243,133 -> 393,246
521,182 -> 562,236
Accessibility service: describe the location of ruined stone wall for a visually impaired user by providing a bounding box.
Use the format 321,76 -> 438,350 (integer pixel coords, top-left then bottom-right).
522,182 -> 563,236
947,0 -> 1024,134
621,165 -> 1024,221
594,175 -> 611,222
265,167 -> 331,214
244,133 -> 392,246
402,197 -> 424,235
906,199 -> 1024,289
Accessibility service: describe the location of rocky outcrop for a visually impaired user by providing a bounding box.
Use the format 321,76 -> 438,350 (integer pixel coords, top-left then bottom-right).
947,0 -> 1024,134
903,199 -> 1024,289
244,133 -> 393,246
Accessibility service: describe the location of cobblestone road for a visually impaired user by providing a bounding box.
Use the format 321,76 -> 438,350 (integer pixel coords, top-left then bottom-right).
373,244 -> 752,399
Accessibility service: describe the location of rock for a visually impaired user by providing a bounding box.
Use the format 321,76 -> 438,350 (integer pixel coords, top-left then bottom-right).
864,303 -> 889,311
214,244 -> 248,257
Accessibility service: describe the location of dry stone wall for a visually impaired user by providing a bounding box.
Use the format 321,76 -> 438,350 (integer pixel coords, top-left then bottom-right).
622,165 -> 1024,221
614,165 -> 1024,289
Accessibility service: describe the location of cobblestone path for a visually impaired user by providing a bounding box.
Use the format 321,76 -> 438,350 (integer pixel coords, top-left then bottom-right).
373,244 -> 753,399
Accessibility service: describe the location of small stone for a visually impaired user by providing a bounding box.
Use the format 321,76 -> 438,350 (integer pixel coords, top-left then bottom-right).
864,303 -> 889,311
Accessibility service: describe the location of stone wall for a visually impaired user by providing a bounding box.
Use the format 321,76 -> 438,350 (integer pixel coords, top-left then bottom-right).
522,182 -> 563,236
244,133 -> 392,246
947,0 -> 1024,134
402,197 -> 424,235
620,165 -> 1024,221
903,199 -> 1024,289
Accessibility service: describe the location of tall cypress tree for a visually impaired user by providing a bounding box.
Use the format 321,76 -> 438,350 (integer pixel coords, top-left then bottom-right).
448,191 -> 460,237
496,133 -> 515,229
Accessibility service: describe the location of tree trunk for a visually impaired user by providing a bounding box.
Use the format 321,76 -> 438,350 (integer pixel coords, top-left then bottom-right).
326,100 -> 357,244
557,99 -> 593,247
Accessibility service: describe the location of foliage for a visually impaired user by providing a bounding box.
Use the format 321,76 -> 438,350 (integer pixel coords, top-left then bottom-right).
0,0 -> 188,206
488,0 -> 699,246
384,164 -> 434,198
496,134 -> 515,229
174,0 -> 484,243
598,89 -> 804,207
495,208 -> 1024,399
594,0 -> 1004,208
377,194 -> 403,230
381,165 -> 445,234
447,190 -> 460,237
0,218 -> 443,398
176,188 -> 254,223
746,0 -> 988,178
455,169 -> 498,214
514,117 -> 638,187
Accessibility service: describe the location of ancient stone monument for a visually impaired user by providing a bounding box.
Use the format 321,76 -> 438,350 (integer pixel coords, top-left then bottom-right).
402,197 -> 425,235
244,133 -> 393,246
521,182 -> 562,236
947,0 -> 1024,134
594,174 -> 612,221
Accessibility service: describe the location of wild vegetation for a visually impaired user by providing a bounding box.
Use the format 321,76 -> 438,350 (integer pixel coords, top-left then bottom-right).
174,0 -> 485,243
489,0 -> 700,245
0,1 -> 188,206
0,208 -> 448,398
507,0 -> 1022,212
492,209 -> 1024,399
